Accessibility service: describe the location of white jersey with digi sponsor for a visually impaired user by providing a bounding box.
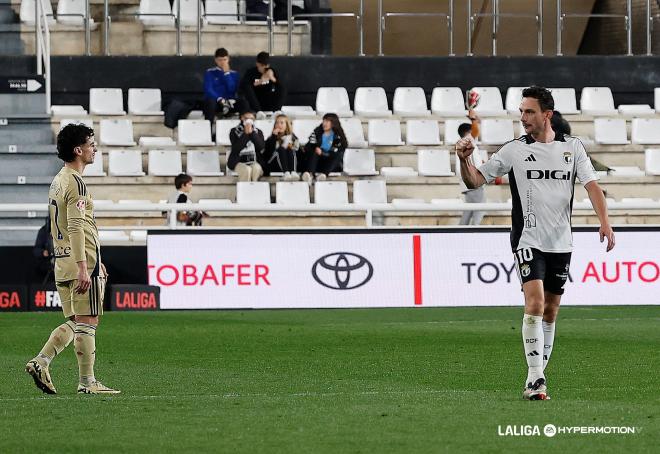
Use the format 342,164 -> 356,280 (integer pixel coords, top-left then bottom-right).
477,134 -> 598,253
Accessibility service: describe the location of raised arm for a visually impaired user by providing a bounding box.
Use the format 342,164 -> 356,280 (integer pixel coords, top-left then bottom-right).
456,137 -> 486,189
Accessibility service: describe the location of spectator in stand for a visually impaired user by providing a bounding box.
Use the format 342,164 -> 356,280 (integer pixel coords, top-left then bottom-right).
264,114 -> 301,180
239,52 -> 286,119
33,216 -> 54,283
456,110 -> 489,225
552,110 -> 611,173
167,174 -> 206,226
302,113 -> 347,184
228,110 -> 267,181
246,0 -> 303,21
203,48 -> 240,122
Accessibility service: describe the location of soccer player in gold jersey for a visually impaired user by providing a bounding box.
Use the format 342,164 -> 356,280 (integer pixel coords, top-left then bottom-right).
25,123 -> 120,395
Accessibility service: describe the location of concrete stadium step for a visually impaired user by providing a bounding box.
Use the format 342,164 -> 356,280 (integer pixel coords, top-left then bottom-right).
0,230 -> 41,246
0,92 -> 48,116
0,120 -> 53,144
0,23 -> 23,55
0,153 -> 61,177
0,144 -> 56,153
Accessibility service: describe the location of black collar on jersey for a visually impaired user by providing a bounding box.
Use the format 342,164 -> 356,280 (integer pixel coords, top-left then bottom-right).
521,132 -> 566,144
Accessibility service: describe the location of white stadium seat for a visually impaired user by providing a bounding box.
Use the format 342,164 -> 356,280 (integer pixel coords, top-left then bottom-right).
293,119 -> 319,145
20,0 -> 55,25
431,198 -> 463,206
89,88 -> 125,115
618,104 -> 654,115
173,0 -> 205,26
380,167 -> 418,177
367,119 -> 403,146
236,182 -> 271,205
431,87 -> 466,116
51,105 -> 87,116
549,88 -> 580,114
138,137 -> 176,147
406,119 -> 441,145
254,119 -> 275,135
82,150 -> 106,176
129,230 -> 148,242
417,149 -> 453,176
442,118 -> 469,145
177,120 -> 214,146
316,87 -> 353,117
275,182 -> 310,205
108,150 -> 145,176
593,118 -> 628,145
57,0 -> 94,25
480,119 -> 514,145
187,149 -> 223,176
215,119 -> 240,146
139,0 -> 174,26
354,87 -> 392,117
128,88 -> 164,115
198,198 -> 232,205
59,118 -> 93,130
505,87 -> 525,114
342,118 -> 368,148
353,180 -> 387,204
148,149 -> 182,176
393,87 -> 430,117
609,166 -> 645,176
99,231 -> 130,242
469,87 -> 506,116
314,181 -> 349,205
645,149 -> 660,175
205,0 -> 240,24
631,118 -> 660,144
343,149 -> 378,176
99,119 -> 136,146
281,105 -> 316,118
580,87 -> 617,115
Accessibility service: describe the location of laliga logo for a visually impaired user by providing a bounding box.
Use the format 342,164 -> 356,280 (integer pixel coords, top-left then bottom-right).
312,252 -> 373,290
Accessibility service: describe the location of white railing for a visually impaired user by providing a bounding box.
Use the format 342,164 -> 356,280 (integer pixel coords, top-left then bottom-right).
34,0 -> 51,112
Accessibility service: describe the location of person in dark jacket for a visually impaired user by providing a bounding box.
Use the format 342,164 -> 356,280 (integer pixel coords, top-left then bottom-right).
239,52 -> 286,117
228,111 -> 267,181
33,217 -> 54,283
264,114 -> 301,180
203,48 -> 240,121
302,113 -> 347,184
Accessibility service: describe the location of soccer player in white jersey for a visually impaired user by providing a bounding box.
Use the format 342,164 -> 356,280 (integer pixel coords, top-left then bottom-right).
456,86 -> 615,400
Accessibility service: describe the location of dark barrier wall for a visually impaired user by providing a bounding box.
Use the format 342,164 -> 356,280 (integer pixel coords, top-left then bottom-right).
2,56 -> 659,108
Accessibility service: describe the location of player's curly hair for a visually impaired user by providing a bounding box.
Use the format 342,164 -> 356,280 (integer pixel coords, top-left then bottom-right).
56,123 -> 94,162
522,86 -> 554,112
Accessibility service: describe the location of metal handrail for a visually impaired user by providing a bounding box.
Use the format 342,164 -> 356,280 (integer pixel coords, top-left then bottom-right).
378,0 -> 454,56
35,0 -> 51,112
646,0 -> 660,55
557,0 -> 632,56
287,0 -> 364,56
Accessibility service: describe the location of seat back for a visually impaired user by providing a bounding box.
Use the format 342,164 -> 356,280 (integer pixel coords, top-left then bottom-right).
353,180 -> 387,204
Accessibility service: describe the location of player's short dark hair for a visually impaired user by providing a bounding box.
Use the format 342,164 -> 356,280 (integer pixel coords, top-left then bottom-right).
214,48 -> 229,58
457,123 -> 472,138
56,123 -> 94,163
522,86 -> 554,112
256,51 -> 270,65
175,173 -> 192,189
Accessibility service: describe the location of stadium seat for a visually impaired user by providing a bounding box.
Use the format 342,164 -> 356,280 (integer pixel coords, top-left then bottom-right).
99,119 -> 136,146
187,149 -> 223,176
224,149 -> 237,176
393,87 -> 430,117
549,88 -> 580,114
618,104 -> 654,115
293,119 -> 319,145
129,230 -> 148,242
275,182 -> 310,205
20,0 -> 55,25
609,166 -> 645,176
51,105 -> 88,116
59,118 -> 93,130
480,119 -> 514,145
580,87 -> 617,115
236,181 -> 271,205
353,180 -> 387,204
417,149 -> 453,176
148,149 -> 182,176
255,119 -> 275,135
89,88 -> 125,115
343,149 -> 378,176
315,87 -> 353,117
469,87 -> 506,116
431,87 -> 467,116
57,0 -> 94,25
138,137 -> 176,147
108,150 -> 145,176
645,149 -> 660,175
205,0 -> 240,24
406,119 -> 441,145
505,87 -> 525,114
314,181 -> 349,205
367,119 -> 403,146
655,88 -> 660,112
380,167 -> 418,177
82,150 -> 106,176
631,118 -> 660,144
198,198 -> 232,205
354,87 -> 392,117
593,118 -> 628,145
215,119 -> 240,146
281,105 -> 316,118
342,118 -> 368,148
172,0 -> 205,26
139,0 -> 175,26
99,231 -> 130,243
177,120 -> 214,146
442,118 -> 468,145
128,88 -> 164,115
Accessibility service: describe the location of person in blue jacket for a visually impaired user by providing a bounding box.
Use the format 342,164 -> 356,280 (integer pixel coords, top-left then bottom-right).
203,48 -> 241,121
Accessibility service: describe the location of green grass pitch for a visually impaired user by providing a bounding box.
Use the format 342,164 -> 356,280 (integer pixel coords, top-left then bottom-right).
1,306 -> 658,453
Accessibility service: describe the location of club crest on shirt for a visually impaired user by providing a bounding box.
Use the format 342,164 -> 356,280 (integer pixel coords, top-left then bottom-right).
76,199 -> 86,211
563,152 -> 572,164
520,264 -> 531,277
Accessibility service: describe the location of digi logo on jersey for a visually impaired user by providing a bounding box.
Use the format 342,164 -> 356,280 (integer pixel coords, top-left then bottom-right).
312,252 -> 374,290
526,170 -> 572,180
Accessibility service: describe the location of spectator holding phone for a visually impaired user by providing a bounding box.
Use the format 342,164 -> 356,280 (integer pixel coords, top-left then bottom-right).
239,52 -> 286,119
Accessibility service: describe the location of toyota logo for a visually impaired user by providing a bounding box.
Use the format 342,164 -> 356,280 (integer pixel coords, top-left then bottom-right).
311,252 -> 374,290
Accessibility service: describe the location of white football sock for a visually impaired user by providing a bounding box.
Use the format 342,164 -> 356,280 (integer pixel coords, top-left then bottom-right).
542,320 -> 556,370
522,314 -> 544,385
